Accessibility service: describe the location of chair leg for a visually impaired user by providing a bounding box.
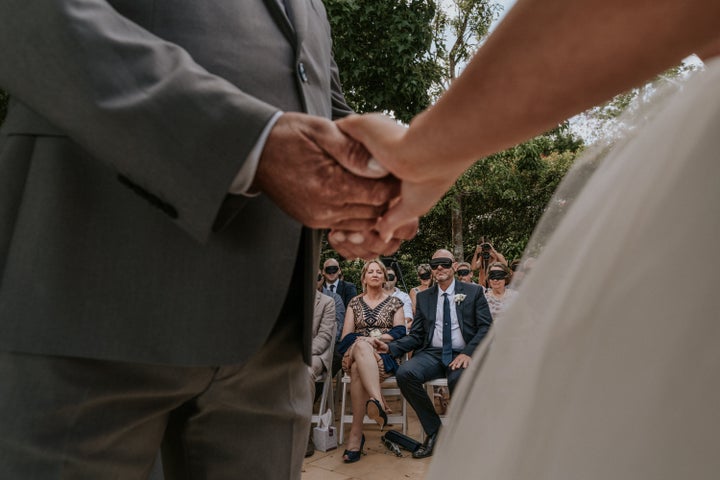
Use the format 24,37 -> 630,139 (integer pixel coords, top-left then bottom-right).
339,378 -> 348,445
327,376 -> 335,424
402,395 -> 408,435
318,376 -> 328,419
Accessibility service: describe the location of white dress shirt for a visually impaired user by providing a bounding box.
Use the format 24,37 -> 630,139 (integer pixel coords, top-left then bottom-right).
430,281 -> 466,351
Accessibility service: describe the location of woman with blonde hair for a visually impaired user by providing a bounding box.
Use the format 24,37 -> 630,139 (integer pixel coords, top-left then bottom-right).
336,259 -> 406,463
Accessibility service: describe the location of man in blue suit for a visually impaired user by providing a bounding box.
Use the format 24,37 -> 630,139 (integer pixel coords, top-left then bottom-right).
377,249 -> 492,458
322,257 -> 358,308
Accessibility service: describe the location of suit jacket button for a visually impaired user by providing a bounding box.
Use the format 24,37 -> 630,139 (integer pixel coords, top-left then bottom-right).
297,62 -> 308,83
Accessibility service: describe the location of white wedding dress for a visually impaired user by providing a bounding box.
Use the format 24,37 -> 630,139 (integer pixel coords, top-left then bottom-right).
429,57 -> 720,479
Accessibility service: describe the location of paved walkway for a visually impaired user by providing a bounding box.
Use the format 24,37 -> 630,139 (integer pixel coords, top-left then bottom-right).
302,398 -> 432,479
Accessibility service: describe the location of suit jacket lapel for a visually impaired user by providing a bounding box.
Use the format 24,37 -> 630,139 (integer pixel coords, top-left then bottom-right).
454,283 -> 465,336
263,0 -> 298,49
285,0 -> 307,46
425,285 -> 439,344
313,291 -> 321,330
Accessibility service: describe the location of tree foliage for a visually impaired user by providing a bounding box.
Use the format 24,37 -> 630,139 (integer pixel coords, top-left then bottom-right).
429,0 -> 502,96
578,62 -> 700,144
397,123 -> 581,269
321,124 -> 582,288
325,0 -> 441,123
321,1 -> 584,287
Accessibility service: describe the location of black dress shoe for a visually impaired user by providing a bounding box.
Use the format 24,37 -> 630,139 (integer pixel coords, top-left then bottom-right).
366,398 -> 388,429
343,434 -> 366,463
412,431 -> 438,459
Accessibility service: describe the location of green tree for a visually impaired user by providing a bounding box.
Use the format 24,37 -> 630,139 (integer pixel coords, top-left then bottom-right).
325,0 -> 441,123
322,0 -> 443,280
580,62 -> 700,144
322,1 -> 585,289
321,1 -> 582,285
396,123 -> 581,278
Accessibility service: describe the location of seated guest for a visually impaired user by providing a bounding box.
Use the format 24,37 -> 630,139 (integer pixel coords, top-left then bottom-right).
484,262 -> 518,319
409,263 -> 434,317
322,257 -> 357,308
306,290 -> 337,458
336,259 -> 406,463
455,261 -> 475,285
375,249 -> 492,459
318,270 -> 347,377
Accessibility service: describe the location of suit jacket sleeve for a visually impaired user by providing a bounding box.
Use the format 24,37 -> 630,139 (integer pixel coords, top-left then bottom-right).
389,301 -> 426,357
0,0 -> 280,242
462,290 -> 493,357
312,296 -> 336,357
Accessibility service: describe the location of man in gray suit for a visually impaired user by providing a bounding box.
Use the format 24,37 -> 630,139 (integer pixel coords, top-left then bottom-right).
0,1 -> 414,478
306,289 -> 337,457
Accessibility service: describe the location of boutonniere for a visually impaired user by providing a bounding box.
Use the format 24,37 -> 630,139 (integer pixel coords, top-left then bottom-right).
454,294 -> 466,305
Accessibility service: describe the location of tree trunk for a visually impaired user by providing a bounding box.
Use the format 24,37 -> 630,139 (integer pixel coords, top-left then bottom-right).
451,192 -> 464,261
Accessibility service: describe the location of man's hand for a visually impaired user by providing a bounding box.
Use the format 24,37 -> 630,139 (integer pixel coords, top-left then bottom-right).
328,217 -> 418,260
371,338 -> 390,353
449,353 -> 471,370
254,112 -> 396,231
254,112 -> 420,259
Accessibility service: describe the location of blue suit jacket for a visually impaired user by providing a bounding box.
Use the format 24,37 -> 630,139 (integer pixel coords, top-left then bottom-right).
389,281 -> 492,358
335,280 -> 358,308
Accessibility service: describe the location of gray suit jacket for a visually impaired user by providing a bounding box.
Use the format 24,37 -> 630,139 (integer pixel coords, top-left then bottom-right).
389,281 -> 493,358
311,291 -> 336,376
0,0 -> 351,365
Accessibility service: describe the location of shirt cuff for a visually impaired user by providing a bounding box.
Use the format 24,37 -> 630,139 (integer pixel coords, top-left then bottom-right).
228,111 -> 283,196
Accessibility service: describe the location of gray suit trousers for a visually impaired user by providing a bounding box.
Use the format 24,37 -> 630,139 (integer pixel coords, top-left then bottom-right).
0,310 -> 310,480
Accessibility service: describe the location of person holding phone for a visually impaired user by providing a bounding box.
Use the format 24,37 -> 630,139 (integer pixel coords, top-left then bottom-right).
471,239 -> 507,286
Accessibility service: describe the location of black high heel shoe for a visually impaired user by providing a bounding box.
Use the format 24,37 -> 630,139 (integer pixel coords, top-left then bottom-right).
366,398 -> 388,430
343,434 -> 365,463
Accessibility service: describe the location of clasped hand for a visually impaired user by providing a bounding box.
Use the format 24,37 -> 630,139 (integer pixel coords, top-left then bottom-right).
255,111 -> 451,259
253,112 -> 418,259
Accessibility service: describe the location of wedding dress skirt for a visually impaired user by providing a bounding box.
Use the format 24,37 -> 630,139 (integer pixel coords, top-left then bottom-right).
429,57 -> 720,479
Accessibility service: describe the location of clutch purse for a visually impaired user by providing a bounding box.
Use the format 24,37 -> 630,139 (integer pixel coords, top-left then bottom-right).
382,430 -> 421,453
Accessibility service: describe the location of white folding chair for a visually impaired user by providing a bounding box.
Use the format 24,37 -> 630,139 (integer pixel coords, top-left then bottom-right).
423,377 -> 449,440
311,371 -> 334,426
338,373 -> 407,444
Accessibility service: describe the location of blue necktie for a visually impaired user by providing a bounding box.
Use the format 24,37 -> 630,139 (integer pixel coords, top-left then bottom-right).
442,293 -> 453,365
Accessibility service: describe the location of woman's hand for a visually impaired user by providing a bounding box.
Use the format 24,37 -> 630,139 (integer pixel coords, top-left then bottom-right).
336,114 -> 458,242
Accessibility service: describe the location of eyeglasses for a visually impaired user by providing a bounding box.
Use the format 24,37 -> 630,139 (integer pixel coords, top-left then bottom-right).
419,272 -> 432,280
429,258 -> 453,270
457,269 -> 471,277
324,266 -> 339,274
387,274 -> 396,281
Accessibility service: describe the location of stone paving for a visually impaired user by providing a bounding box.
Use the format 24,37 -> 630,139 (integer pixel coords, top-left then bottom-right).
302,396 -> 432,480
